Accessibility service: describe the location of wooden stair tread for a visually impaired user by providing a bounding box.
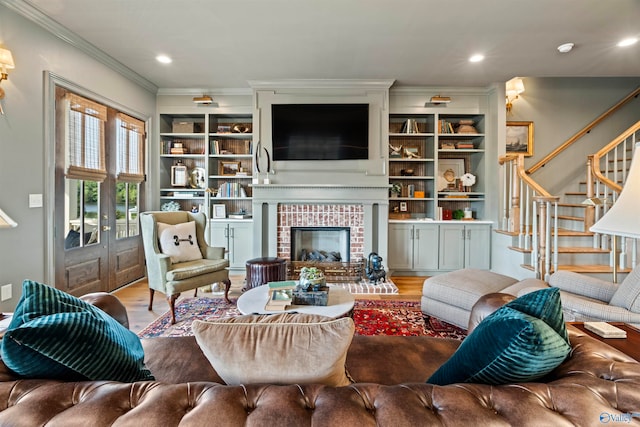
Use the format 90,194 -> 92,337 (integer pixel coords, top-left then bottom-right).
557,246 -> 609,253
565,192 -> 587,196
558,203 -> 587,208
554,214 -> 584,221
509,246 -> 608,254
520,264 -> 632,274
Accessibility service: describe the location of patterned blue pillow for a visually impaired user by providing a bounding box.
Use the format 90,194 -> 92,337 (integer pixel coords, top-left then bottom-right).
1,280 -> 154,382
427,287 -> 571,385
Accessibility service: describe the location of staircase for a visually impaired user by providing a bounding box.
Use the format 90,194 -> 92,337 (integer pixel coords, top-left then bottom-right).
498,113 -> 640,281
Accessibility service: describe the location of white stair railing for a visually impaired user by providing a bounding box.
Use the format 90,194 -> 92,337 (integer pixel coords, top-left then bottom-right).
498,153 -> 558,279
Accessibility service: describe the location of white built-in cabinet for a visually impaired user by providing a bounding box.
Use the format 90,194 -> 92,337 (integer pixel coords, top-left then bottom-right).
209,221 -> 254,270
438,223 -> 491,271
388,223 -> 438,271
388,221 -> 491,273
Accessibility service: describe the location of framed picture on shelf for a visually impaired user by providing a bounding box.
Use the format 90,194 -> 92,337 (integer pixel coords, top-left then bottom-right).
212,204 -> 226,219
220,161 -> 241,176
506,121 -> 534,157
437,158 -> 464,192
171,162 -> 188,187
399,202 -> 408,212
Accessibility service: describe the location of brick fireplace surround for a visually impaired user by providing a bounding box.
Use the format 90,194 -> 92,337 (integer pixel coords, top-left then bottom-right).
251,184 -> 389,263
277,204 -> 364,261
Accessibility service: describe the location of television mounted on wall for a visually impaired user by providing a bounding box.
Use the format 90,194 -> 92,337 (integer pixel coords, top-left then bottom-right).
271,104 -> 369,161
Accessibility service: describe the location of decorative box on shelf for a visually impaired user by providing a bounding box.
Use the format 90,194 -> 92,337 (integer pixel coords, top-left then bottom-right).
172,121 -> 202,133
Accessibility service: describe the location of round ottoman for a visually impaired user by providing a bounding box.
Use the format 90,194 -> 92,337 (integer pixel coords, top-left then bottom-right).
244,257 -> 287,292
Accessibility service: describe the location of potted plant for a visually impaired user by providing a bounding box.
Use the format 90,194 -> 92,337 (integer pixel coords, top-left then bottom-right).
298,266 -> 327,291
390,183 -> 402,198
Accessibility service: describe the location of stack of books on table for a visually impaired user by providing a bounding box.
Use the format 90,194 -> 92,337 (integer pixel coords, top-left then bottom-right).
264,280 -> 296,311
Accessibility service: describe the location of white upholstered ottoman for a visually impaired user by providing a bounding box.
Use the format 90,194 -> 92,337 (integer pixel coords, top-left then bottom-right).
421,269 -> 541,329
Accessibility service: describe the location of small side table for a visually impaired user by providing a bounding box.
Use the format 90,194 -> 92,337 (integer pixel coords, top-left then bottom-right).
569,322 -> 640,362
244,257 -> 287,292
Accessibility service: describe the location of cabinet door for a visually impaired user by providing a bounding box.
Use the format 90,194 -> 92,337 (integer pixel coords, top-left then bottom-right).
209,222 -> 229,253
438,224 -> 465,270
387,223 -> 414,269
413,224 -> 439,270
228,222 -> 253,269
464,224 -> 491,270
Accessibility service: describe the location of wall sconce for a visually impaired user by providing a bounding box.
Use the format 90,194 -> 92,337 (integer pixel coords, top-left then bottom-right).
0,208 -> 18,228
425,95 -> 451,106
505,77 -> 524,114
0,47 -> 15,115
193,95 -> 213,105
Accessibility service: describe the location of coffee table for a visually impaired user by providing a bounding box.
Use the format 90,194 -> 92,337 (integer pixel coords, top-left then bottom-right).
237,284 -> 355,318
569,322 -> 640,362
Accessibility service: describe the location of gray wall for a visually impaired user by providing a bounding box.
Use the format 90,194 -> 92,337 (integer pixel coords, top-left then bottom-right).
0,5 -> 156,311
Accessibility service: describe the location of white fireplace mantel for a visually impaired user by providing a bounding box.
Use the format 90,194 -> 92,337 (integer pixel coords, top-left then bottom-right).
252,184 -> 390,203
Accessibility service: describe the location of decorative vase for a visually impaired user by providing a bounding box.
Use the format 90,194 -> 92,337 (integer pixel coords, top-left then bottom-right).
457,119 -> 477,134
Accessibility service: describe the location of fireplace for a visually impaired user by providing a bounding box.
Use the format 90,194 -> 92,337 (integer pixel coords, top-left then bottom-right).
291,227 -> 351,262
251,184 -> 390,263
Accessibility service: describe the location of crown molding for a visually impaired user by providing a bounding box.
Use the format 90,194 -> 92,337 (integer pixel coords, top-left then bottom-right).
1,0 -> 158,93
157,87 -> 252,96
248,79 -> 395,90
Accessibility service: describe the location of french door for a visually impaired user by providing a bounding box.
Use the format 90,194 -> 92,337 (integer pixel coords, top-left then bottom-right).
53,86 -> 146,296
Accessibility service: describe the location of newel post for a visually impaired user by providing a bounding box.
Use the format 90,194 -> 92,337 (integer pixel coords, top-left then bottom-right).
584,155 -> 596,229
509,156 -> 522,233
533,196 -> 560,281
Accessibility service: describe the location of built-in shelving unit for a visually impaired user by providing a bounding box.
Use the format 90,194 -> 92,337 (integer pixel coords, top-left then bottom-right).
158,113 -> 254,219
388,113 -> 486,220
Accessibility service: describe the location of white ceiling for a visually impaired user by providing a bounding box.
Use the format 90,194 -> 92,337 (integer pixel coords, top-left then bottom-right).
9,0 -> 640,91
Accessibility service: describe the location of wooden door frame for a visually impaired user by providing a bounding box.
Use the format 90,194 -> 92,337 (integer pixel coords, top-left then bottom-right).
44,72 -> 150,289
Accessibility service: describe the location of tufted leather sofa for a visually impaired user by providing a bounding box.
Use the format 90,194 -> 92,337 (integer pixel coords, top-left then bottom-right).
0,293 -> 639,426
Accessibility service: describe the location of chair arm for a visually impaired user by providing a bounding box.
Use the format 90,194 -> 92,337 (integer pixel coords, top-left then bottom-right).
549,271 -> 618,302
204,246 -> 226,260
79,292 -> 129,329
146,253 -> 172,292
561,292 -> 640,323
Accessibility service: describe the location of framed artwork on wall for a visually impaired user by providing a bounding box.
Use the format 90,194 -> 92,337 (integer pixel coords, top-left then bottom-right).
506,121 -> 534,157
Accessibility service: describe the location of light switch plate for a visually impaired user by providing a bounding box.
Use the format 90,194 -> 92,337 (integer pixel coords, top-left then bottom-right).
29,193 -> 43,208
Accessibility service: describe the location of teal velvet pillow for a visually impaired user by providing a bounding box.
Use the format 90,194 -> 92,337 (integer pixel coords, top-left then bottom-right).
427,287 -> 571,385
1,280 -> 154,382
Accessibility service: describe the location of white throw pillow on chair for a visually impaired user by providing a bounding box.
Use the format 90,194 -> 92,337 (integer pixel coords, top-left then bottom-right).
157,221 -> 203,264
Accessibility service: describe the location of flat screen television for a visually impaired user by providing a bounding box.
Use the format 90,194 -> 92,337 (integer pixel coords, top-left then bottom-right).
271,104 -> 369,160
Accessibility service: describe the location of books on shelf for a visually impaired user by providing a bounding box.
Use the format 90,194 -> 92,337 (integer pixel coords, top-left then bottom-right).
438,120 -> 455,134
228,213 -> 252,219
215,182 -> 247,198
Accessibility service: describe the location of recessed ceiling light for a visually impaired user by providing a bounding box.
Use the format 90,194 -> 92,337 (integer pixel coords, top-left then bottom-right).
156,54 -> 172,64
617,37 -> 638,47
557,43 -> 574,53
469,54 -> 484,63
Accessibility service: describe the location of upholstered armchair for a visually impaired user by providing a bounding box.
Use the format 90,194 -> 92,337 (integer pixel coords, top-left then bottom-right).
140,211 -> 231,324
530,263 -> 640,327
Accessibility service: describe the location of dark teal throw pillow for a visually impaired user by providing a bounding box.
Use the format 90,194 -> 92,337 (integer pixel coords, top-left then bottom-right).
1,280 -> 154,382
427,287 -> 570,385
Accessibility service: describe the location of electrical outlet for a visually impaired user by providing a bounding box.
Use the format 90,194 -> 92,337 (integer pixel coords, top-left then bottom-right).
1,284 -> 11,301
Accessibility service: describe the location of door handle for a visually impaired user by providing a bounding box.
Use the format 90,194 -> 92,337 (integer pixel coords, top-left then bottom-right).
102,225 -> 111,231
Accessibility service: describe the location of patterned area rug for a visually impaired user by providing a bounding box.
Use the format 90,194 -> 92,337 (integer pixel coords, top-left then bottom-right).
138,297 -> 466,339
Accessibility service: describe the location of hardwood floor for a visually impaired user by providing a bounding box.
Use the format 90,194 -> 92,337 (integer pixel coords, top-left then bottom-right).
114,275 -> 426,333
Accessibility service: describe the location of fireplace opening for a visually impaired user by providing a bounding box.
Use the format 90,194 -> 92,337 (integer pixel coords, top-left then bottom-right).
291,227 -> 350,262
